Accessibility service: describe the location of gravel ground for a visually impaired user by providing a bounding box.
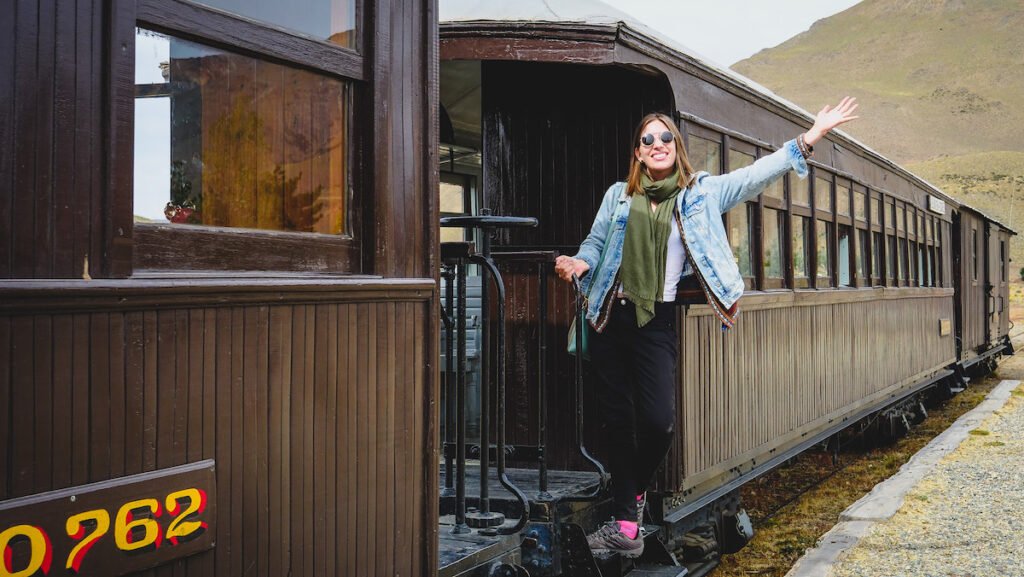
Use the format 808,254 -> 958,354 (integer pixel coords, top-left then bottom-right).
829,377 -> 1024,577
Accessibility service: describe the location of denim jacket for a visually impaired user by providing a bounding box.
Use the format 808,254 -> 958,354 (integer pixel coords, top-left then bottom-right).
574,139 -> 809,330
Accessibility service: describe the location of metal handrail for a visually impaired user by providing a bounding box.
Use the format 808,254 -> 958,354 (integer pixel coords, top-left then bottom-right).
561,273 -> 609,502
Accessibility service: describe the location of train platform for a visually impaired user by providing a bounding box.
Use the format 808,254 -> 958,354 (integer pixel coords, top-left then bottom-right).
787,372 -> 1024,576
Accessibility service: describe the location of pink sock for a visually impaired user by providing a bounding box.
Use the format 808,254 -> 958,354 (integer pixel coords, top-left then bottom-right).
617,520 -> 639,539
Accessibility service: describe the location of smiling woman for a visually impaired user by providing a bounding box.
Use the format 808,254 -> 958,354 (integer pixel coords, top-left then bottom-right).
553,98 -> 859,557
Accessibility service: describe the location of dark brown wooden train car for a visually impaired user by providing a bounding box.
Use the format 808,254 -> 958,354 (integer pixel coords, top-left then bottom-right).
1,1 -> 439,576
439,1 -> 973,520
953,205 -> 1015,371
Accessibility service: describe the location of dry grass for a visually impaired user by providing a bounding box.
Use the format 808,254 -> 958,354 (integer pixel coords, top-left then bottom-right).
711,352 -> 1021,577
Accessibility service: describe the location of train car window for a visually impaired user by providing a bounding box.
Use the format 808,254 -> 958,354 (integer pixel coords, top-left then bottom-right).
190,0 -> 357,48
792,172 -> 811,206
134,29 -> 352,235
132,0 -> 365,273
872,231 -> 884,285
687,134 -> 723,175
763,208 -> 785,286
1001,240 -> 1008,282
793,215 -> 812,287
857,229 -> 869,283
727,149 -> 756,286
764,171 -> 785,202
917,244 -> 927,286
855,189 -> 867,221
837,180 -> 851,217
729,203 -> 755,284
817,219 -> 833,287
814,175 -> 833,214
973,228 -> 979,281
889,202 -> 897,231
870,192 -> 881,227
888,235 -> 898,285
900,238 -> 909,283
838,225 -> 852,287
440,173 -> 474,243
896,203 -> 905,232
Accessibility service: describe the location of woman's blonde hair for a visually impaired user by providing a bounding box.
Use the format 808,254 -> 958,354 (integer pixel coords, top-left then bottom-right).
625,112 -> 695,196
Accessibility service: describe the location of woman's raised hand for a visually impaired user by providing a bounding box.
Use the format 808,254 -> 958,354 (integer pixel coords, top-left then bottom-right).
805,97 -> 859,146
554,255 -> 590,283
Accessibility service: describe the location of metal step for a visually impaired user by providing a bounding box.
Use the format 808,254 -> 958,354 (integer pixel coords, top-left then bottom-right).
628,565 -> 689,577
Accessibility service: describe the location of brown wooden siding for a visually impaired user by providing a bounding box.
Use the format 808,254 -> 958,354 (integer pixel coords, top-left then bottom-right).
662,290 -> 955,490
1,0 -> 108,279
0,280 -> 435,577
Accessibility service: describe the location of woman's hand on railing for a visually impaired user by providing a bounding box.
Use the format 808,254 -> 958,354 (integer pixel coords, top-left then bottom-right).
555,255 -> 590,282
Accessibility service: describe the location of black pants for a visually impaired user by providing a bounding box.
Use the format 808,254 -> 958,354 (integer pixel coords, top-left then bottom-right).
590,298 -> 678,522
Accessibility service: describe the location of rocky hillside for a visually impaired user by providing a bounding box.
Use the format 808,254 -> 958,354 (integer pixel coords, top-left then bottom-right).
733,0 -> 1024,269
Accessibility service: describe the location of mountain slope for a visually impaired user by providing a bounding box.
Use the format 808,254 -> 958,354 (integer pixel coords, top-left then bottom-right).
734,0 -> 1024,162
733,0 -> 1024,269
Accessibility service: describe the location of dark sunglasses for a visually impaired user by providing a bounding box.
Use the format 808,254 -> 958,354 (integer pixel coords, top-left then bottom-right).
640,131 -> 674,147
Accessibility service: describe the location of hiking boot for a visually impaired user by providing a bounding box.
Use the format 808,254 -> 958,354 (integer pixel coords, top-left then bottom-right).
586,520 -> 644,558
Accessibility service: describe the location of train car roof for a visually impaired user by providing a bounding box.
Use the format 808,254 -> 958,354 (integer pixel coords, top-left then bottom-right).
440,0 -> 1016,234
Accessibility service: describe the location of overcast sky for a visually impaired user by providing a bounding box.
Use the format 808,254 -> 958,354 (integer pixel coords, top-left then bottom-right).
601,0 -> 863,66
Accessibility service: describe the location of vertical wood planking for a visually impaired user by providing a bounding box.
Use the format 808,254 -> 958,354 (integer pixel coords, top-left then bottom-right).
0,292 -> 433,577
679,295 -> 955,487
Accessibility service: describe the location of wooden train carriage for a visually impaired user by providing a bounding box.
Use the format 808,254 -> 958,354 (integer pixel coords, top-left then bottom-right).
0,1 -> 439,576
439,0 -> 967,515
953,205 -> 1015,371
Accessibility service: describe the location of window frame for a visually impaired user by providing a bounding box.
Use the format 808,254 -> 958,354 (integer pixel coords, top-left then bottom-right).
757,145 -> 787,290
724,136 -> 758,291
132,0 -> 366,274
811,167 -> 835,288
885,196 -> 898,286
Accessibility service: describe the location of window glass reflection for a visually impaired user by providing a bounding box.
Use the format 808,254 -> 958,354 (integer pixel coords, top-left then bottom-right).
133,28 -> 350,234
194,0 -> 356,48
792,175 -> 810,206
728,203 -> 754,278
838,225 -> 851,287
815,176 -> 832,213
794,216 -> 811,280
686,134 -> 721,175
764,208 -> 784,280
817,220 -> 832,285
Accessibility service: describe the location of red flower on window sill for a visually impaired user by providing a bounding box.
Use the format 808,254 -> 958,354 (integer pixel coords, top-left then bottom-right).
164,201 -> 203,224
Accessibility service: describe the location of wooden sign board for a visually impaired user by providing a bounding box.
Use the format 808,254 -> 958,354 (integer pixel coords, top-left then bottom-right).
0,460 -> 215,577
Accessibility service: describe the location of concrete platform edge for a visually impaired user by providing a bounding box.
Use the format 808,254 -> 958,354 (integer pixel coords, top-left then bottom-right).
785,379 -> 1021,577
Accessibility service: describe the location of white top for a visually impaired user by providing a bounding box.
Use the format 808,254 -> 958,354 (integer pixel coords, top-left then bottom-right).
663,218 -> 686,302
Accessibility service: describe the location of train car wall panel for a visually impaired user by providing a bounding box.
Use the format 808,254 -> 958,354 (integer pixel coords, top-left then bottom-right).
0,284 -> 434,577
664,292 -> 955,491
1,0 -> 109,279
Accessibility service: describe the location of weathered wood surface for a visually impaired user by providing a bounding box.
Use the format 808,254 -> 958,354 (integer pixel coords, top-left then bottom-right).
663,292 -> 955,490
0,282 -> 434,577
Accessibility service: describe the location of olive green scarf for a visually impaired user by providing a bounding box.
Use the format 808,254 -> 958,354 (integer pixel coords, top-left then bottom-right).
620,169 -> 682,327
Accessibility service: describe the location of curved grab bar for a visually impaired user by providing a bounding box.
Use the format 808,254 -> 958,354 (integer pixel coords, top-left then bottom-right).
561,273 -> 609,502
470,254 -> 531,534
